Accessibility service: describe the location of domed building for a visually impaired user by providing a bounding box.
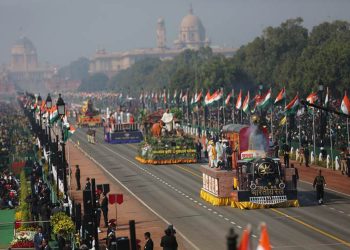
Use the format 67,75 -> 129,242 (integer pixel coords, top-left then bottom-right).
11,36 -> 39,71
174,6 -> 210,49
8,36 -> 54,92
89,7 -> 235,77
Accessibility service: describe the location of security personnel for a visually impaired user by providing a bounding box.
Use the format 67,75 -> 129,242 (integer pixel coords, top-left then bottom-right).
101,193 -> 109,227
75,165 -> 81,190
313,170 -> 326,204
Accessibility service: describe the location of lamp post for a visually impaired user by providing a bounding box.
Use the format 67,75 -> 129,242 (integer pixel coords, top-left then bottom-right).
56,94 -> 68,198
46,93 -> 52,171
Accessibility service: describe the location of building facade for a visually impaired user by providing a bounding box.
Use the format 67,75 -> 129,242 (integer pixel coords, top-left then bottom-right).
7,36 -> 54,92
89,7 -> 236,77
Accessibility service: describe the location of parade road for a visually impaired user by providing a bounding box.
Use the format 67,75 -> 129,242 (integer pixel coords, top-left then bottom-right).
71,128 -> 350,250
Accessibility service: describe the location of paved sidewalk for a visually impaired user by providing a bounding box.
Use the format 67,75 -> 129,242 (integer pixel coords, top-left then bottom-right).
288,158 -> 350,196
67,142 -> 188,250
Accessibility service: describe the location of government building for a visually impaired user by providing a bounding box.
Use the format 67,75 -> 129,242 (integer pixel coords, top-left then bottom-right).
89,7 -> 237,77
6,36 -> 54,92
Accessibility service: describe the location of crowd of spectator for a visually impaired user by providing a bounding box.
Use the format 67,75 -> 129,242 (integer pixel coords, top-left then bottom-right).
0,170 -> 19,209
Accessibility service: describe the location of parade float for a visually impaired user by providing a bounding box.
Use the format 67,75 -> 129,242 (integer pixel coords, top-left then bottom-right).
200,120 -> 299,209
104,109 -> 143,144
135,109 -> 197,164
76,99 -> 102,127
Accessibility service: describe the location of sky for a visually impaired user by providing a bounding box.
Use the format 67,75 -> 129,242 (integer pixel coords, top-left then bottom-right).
0,0 -> 349,66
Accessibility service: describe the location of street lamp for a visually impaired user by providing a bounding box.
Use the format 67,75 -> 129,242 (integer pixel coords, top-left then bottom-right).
56,94 -> 68,200
56,93 -> 65,116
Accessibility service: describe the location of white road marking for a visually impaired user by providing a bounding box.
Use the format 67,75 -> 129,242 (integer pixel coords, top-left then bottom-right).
252,234 -> 257,238
237,225 -> 242,229
230,221 -> 236,225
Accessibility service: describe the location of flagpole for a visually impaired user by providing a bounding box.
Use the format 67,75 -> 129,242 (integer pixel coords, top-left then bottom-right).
329,114 -> 334,169
270,105 -> 274,143
240,109 -> 243,124
232,89 -> 235,124
312,107 -> 316,159
298,116 -> 301,149
217,100 -> 220,131
347,118 -> 350,148
285,99 -> 288,143
223,100 -> 226,126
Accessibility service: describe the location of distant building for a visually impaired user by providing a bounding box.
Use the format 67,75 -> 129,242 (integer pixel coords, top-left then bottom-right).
89,7 -> 236,77
7,36 -> 54,92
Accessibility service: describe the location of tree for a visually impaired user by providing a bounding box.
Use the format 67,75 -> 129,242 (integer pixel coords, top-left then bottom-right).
78,73 -> 109,92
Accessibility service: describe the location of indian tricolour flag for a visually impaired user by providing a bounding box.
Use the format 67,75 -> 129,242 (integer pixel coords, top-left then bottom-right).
242,91 -> 250,113
341,92 -> 350,115
63,124 -> 76,142
225,92 -> 232,106
306,92 -> 318,104
285,94 -> 299,114
212,89 -> 223,102
324,87 -> 329,107
192,91 -> 202,105
274,87 -> 286,105
49,106 -> 59,124
258,89 -> 272,108
236,89 -> 242,109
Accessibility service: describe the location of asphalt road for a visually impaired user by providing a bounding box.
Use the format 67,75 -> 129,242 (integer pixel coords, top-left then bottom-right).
71,128 -> 350,250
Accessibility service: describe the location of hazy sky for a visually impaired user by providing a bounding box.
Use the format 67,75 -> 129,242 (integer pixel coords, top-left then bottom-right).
1,0 -> 349,66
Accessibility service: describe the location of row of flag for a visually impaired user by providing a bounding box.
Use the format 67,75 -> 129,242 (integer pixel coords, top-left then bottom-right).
139,87 -> 350,116
26,98 -> 76,142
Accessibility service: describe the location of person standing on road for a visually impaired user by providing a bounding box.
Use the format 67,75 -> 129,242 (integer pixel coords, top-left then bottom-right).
290,164 -> 299,189
304,146 -> 310,167
144,232 -> 154,250
84,177 -> 91,191
195,140 -> 202,161
313,170 -> 326,205
282,141 -> 290,168
101,192 -> 109,227
75,165 -> 81,190
160,228 -> 178,250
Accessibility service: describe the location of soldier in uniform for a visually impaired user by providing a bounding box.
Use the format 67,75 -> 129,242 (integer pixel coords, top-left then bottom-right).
313,170 -> 326,204
282,141 -> 290,168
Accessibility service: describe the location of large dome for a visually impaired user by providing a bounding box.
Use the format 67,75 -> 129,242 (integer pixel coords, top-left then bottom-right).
175,6 -> 208,49
13,36 -> 36,52
180,13 -> 204,31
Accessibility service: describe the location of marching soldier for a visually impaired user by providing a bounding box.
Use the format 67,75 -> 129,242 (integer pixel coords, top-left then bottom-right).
313,170 -> 326,205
